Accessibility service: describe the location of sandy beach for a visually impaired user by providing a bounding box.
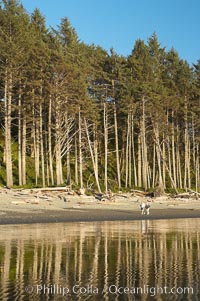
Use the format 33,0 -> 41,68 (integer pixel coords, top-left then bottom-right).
0,188 -> 200,224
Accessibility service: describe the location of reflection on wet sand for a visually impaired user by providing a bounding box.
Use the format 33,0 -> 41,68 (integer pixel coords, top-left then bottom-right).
0,219 -> 200,300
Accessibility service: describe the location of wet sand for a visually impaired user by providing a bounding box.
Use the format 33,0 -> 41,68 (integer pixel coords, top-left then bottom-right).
1,208 -> 200,225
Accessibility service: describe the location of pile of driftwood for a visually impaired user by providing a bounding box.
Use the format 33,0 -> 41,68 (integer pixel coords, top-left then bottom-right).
130,189 -> 155,198
174,189 -> 200,200
93,191 -> 115,202
2,186 -> 199,203
131,188 -> 200,200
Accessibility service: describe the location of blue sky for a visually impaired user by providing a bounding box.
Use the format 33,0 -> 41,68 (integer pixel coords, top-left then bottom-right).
21,0 -> 200,65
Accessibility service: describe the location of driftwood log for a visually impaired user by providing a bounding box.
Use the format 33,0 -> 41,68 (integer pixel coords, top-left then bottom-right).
131,190 -> 155,198
174,189 -> 200,199
94,191 -> 114,202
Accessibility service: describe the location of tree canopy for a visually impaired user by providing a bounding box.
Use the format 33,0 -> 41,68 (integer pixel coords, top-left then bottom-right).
0,0 -> 199,192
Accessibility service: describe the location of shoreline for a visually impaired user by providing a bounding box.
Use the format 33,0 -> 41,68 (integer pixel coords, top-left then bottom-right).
1,188 -> 200,225
1,208 -> 200,225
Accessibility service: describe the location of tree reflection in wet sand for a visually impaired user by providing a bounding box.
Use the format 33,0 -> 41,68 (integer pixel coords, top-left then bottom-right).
0,219 -> 200,300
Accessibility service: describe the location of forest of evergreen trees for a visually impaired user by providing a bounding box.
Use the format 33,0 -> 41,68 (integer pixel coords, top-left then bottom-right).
0,0 -> 200,193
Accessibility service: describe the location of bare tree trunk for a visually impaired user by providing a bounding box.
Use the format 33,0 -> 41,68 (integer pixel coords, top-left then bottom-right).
167,142 -> 172,187
152,143 -> 156,188
35,117 -> 40,186
153,124 -> 178,194
78,108 -> 83,188
141,97 -> 148,190
177,143 -> 182,189
32,90 -> 40,186
176,124 -> 182,189
184,96 -> 190,190
43,99 -> 49,186
162,133 -> 166,189
120,137 -> 125,178
104,102 -> 108,192
39,103 -> 45,187
137,132 -> 142,188
74,133 -> 78,185
171,112 -> 177,188
131,111 -> 137,187
48,94 -> 54,185
46,153 -> 50,186
125,112 -> 130,188
55,131 -> 62,185
66,113 -> 71,185
22,109 -> 26,185
191,114 -> 199,192
4,69 -> 13,187
66,148 -> 71,185
84,119 -> 101,193
55,94 -> 63,186
166,110 -> 172,188
147,164 -> 151,188
154,123 -> 164,190
192,115 -> 196,172
196,144 -> 199,192
113,102 -> 121,189
18,90 -> 22,186
93,123 -> 99,185
188,139 -> 191,189
128,112 -> 132,188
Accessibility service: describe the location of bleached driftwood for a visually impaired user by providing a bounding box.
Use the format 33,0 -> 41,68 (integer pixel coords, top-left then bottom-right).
131,189 -> 155,198
174,190 -> 199,199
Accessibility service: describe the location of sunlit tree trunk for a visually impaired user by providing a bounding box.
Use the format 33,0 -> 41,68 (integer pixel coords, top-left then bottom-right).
78,108 -> 83,188
32,90 -> 40,186
74,133 -> 78,185
39,102 -> 45,187
152,143 -> 156,187
128,113 -> 132,188
84,119 -> 101,193
35,115 -> 40,186
153,123 -> 178,194
154,123 -> 164,190
65,113 -> 71,185
184,96 -> 191,190
18,89 -> 22,186
162,133 -> 166,189
48,94 -> 54,185
137,132 -> 142,188
131,111 -> 137,187
125,112 -> 130,188
113,101 -> 121,189
171,112 -> 177,188
22,109 -> 27,185
196,144 -> 199,192
4,69 -> 13,187
94,123 -> 99,186
141,96 -> 148,190
55,96 -> 63,186
104,102 -> 108,192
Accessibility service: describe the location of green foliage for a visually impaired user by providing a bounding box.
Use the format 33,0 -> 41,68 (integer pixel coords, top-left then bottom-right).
0,1 -> 199,192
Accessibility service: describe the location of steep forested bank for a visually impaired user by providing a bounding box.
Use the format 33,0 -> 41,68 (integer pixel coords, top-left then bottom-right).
0,0 -> 200,193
